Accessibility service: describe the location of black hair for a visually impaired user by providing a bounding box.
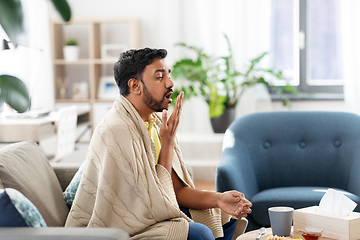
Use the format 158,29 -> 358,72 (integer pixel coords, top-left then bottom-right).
113,48 -> 168,96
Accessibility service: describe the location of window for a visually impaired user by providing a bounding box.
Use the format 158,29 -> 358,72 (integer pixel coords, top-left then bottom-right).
270,0 -> 343,96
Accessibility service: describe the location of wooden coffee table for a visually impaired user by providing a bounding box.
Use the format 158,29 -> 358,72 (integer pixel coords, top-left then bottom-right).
236,227 -> 334,240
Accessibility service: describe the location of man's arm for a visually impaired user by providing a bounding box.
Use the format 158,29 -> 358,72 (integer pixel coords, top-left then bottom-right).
157,91 -> 252,218
171,171 -> 252,219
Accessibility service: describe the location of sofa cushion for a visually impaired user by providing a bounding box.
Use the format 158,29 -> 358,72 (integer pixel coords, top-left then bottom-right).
63,161 -> 85,208
250,186 -> 360,226
0,141 -> 69,226
0,188 -> 28,227
0,188 -> 47,227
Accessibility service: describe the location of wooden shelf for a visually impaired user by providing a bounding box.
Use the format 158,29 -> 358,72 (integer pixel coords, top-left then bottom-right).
53,59 -> 91,64
55,99 -> 90,103
94,99 -> 116,103
93,59 -> 117,64
50,18 -> 141,140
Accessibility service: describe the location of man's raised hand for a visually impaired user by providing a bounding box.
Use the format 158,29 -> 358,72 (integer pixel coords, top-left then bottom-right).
158,92 -> 184,173
160,91 -> 184,141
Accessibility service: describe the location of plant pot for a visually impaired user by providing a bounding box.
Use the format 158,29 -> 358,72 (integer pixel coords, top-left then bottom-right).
63,46 -> 79,62
210,107 -> 236,133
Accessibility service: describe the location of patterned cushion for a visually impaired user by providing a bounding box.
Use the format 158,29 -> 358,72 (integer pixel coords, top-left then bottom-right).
0,188 -> 47,227
63,161 -> 85,208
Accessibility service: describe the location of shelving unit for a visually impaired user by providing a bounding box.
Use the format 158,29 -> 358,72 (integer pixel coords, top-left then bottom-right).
50,18 -> 141,140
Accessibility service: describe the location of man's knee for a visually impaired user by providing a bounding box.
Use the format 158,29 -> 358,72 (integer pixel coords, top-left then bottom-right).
188,222 -> 214,240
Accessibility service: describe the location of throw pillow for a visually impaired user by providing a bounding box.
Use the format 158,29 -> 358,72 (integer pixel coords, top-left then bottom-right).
0,141 -> 69,226
0,188 -> 47,227
63,161 -> 85,208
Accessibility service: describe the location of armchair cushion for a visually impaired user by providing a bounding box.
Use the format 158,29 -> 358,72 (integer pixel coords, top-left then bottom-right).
0,188 -> 47,227
0,141 -> 69,226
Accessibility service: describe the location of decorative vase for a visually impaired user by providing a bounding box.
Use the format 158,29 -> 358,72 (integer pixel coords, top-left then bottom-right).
210,107 -> 236,133
63,46 -> 79,62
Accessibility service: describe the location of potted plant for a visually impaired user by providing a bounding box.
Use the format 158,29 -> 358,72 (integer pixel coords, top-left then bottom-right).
63,38 -> 79,62
0,0 -> 71,113
171,34 -> 297,133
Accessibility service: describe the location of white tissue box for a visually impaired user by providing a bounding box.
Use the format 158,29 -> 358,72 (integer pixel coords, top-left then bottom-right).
293,206 -> 360,240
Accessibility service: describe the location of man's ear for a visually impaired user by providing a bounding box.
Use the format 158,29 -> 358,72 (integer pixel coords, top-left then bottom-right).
128,78 -> 141,95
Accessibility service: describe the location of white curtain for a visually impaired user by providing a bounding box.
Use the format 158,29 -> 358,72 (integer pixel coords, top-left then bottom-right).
175,0 -> 273,134
21,0 -> 54,111
0,0 -> 54,112
340,0 -> 360,114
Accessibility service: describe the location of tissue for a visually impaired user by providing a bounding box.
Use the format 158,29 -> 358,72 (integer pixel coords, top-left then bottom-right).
318,188 -> 357,216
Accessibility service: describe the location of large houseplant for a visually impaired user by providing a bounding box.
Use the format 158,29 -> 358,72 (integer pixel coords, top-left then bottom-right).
171,34 -> 297,133
0,0 -> 71,113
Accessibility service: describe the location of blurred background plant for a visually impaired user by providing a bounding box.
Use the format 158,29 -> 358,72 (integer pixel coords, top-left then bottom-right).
0,0 -> 71,113
64,38 -> 78,46
171,33 -> 297,119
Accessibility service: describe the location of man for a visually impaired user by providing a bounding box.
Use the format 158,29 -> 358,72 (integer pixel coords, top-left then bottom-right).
65,48 -> 252,239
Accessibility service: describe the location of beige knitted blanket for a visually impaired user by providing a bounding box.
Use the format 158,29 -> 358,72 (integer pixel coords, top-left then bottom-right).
65,95 -> 247,239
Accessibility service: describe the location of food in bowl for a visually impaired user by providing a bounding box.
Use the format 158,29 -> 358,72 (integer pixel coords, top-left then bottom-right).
266,236 -> 286,240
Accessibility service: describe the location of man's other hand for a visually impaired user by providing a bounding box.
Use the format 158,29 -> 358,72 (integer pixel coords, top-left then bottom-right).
217,190 -> 252,219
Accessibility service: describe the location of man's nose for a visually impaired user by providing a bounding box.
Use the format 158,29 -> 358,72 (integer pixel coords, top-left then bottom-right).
166,77 -> 174,89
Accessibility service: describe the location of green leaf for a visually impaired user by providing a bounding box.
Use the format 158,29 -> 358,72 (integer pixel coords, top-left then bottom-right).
209,84 -> 227,118
50,0 -> 71,22
0,75 -> 30,113
245,52 -> 267,77
171,58 -> 208,84
284,84 -> 298,94
0,0 -> 24,47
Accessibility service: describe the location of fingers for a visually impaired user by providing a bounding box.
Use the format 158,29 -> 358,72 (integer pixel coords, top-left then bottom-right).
167,92 -> 183,134
231,191 -> 252,218
160,92 -> 184,139
171,92 -> 183,120
244,199 -> 252,208
218,191 -> 253,219
162,109 -> 168,126
237,203 -> 252,217
234,205 -> 252,219
230,190 -> 244,199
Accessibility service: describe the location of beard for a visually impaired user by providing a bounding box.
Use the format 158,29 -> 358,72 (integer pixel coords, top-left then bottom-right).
142,84 -> 172,112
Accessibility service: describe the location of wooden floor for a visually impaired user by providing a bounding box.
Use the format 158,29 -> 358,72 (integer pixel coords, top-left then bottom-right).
194,180 -> 216,191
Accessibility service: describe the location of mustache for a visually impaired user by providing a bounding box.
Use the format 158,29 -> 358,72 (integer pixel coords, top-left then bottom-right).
163,89 -> 173,98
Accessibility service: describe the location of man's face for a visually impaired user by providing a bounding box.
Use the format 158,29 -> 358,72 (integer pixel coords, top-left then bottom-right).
140,58 -> 174,112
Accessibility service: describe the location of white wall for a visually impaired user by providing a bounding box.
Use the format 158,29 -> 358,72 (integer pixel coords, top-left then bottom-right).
48,0 -> 185,66
46,0 -> 349,134
44,0 -> 352,180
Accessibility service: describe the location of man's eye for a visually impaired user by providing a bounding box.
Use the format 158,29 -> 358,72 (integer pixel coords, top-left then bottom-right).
157,76 -> 163,79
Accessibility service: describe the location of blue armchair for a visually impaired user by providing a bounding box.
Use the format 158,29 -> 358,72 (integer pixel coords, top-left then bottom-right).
215,111 -> 360,231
